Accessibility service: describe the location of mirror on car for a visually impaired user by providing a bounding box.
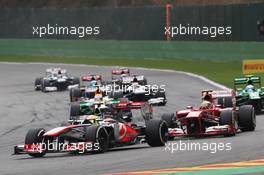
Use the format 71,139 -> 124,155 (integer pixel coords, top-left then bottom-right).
186,106 -> 193,109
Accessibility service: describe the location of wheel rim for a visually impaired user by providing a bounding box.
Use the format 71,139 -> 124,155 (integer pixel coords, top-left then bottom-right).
252,109 -> 256,127
97,128 -> 108,151
159,121 -> 168,144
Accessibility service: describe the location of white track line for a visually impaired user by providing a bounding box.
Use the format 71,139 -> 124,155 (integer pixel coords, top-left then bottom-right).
0,62 -> 230,90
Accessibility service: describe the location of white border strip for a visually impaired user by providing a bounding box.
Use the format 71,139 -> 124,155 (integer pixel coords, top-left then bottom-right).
0,61 -> 230,90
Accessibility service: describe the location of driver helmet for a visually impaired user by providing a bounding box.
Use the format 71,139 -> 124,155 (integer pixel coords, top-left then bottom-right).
90,80 -> 97,87
200,101 -> 212,109
247,79 -> 253,85
100,105 -> 112,119
201,93 -> 213,109
94,104 -> 101,115
132,76 -> 138,83
246,79 -> 254,92
203,94 -> 212,102
94,87 -> 103,100
121,74 -> 128,78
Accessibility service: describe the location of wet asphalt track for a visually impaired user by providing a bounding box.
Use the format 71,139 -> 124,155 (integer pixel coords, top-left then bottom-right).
0,63 -> 264,175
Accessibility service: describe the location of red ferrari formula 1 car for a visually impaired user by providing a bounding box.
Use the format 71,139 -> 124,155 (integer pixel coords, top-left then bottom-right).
162,90 -> 256,139
14,101 -> 168,157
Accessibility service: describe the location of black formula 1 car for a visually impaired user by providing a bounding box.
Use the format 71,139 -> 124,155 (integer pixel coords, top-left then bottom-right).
35,68 -> 79,92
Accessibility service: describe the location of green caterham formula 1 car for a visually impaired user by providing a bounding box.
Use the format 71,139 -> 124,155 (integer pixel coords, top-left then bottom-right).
234,75 -> 264,113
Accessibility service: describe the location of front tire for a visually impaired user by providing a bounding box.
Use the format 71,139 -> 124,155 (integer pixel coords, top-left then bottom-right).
85,125 -> 109,153
34,78 -> 42,91
146,119 -> 168,147
41,79 -> 49,93
220,109 -> 237,136
25,128 -> 46,157
161,113 -> 175,128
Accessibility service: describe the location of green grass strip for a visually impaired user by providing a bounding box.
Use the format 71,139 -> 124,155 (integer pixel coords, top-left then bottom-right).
0,55 -> 244,87
0,39 -> 264,87
0,39 -> 264,61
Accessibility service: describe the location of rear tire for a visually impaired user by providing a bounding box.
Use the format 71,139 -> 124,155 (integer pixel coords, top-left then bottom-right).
252,102 -> 262,114
140,78 -> 148,85
25,128 -> 46,157
70,88 -> 81,102
85,125 -> 109,153
60,121 -> 71,126
73,77 -> 80,85
86,92 -> 95,99
153,90 -> 167,106
111,91 -> 124,99
218,96 -> 233,108
238,105 -> 256,131
70,102 -> 81,117
146,119 -> 168,147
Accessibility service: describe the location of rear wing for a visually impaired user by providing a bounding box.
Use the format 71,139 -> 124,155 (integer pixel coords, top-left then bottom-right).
46,68 -> 67,74
81,75 -> 102,81
234,76 -> 261,85
122,75 -> 144,83
112,102 -> 147,110
211,90 -> 233,98
201,89 -> 234,99
112,101 -> 153,120
112,68 -> 130,75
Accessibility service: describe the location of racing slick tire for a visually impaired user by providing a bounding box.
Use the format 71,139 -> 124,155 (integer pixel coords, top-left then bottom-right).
111,91 -> 124,99
161,113 -> 175,128
220,109 -> 237,136
146,119 -> 168,147
218,96 -> 233,108
60,121 -> 71,126
70,88 -> 81,102
73,77 -> 80,85
238,105 -> 256,131
70,102 -> 81,117
85,125 -> 109,153
153,90 -> 167,106
25,128 -> 46,157
139,78 -> 148,85
251,101 -> 262,114
86,92 -> 95,99
34,78 -> 42,91
41,79 -> 49,93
